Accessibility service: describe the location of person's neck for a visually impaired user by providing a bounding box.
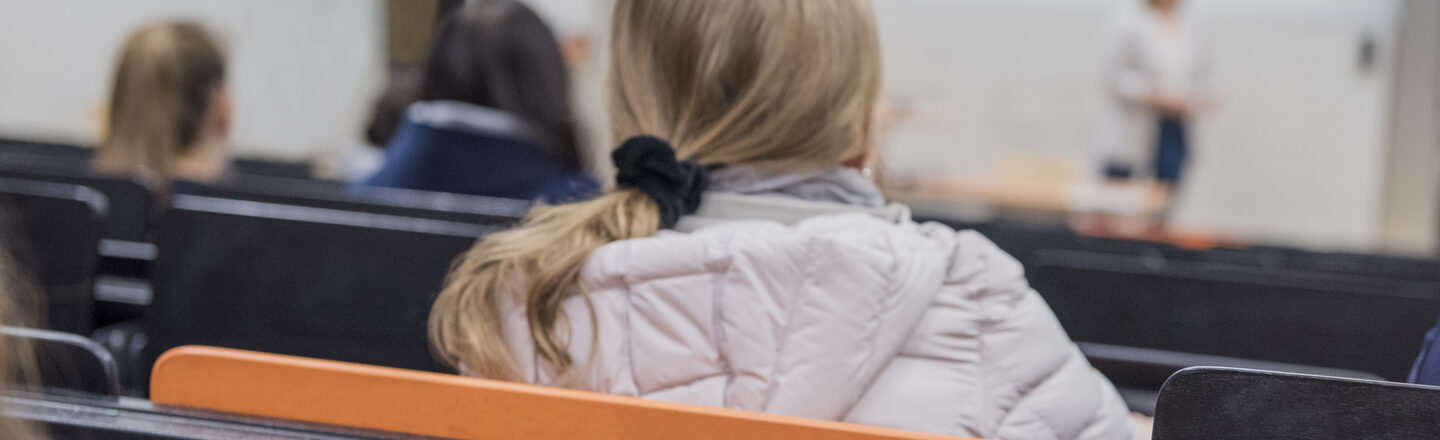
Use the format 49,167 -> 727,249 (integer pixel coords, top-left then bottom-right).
705,165 -> 886,208
170,137 -> 228,183
1151,6 -> 1179,23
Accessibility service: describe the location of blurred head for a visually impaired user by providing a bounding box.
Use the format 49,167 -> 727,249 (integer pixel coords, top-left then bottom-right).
1147,0 -> 1181,12
417,0 -> 583,172
97,21 -> 230,186
430,0 -> 882,386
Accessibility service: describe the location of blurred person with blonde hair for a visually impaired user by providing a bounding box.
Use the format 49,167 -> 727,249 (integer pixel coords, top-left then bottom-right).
0,245 -> 43,440
428,1 -> 1136,438
97,21 -> 231,194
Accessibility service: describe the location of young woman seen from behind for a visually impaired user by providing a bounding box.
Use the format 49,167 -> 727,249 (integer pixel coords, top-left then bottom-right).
431,1 -> 1137,438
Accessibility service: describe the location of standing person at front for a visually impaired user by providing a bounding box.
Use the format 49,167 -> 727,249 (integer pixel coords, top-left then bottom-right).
430,1 -> 1138,439
1100,0 -> 1212,193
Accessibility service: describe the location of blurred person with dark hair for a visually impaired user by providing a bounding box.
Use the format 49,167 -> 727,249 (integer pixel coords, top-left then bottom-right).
361,0 -> 597,202
1099,0 -> 1211,194
97,21 -> 231,195
364,68 -> 421,149
1409,318 -> 1440,386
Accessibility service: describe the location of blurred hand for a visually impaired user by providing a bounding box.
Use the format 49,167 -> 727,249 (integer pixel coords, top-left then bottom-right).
1146,89 -> 1190,118
561,35 -> 592,66
1132,412 -> 1155,439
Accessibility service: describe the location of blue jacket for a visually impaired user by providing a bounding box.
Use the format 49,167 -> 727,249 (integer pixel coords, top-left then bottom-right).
361,101 -> 597,203
1411,317 -> 1440,385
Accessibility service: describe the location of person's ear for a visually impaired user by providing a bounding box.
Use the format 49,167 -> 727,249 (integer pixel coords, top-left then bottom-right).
843,150 -> 871,170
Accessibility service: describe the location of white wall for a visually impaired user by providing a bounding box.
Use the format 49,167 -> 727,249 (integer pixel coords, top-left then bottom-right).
1174,0 -> 1398,250
874,0 -> 1402,250
1381,0 -> 1440,255
0,0 -> 387,162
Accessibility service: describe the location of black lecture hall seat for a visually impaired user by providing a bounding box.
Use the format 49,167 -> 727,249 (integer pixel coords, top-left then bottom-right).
0,138 -> 153,243
142,193 -> 522,380
188,174 -> 532,225
0,138 -> 95,164
2,326 -> 122,397
0,165 -> 158,358
1028,249 -> 1440,381
929,217 -> 1440,285
0,391 -> 402,439
0,136 -> 316,180
1152,367 -> 1440,440
0,177 -> 105,334
1078,341 -> 1380,415
1237,245 -> 1440,283
0,163 -> 153,243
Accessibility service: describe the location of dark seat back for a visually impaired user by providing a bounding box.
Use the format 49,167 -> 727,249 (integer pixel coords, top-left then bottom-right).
1237,246 -> 1440,283
1080,342 -> 1382,415
2,326 -> 121,396
0,138 -> 95,163
0,160 -> 153,242
1030,249 -> 1440,381
0,177 -> 105,333
1,391 -> 407,439
144,194 -> 517,375
191,175 -> 531,225
1153,367 -> 1440,440
938,219 -> 1440,284
0,136 -> 316,180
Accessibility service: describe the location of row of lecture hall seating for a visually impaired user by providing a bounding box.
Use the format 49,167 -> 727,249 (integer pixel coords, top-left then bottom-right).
0,138 -> 530,395
2,138 -> 1440,414
0,137 -> 315,182
918,217 -> 1440,411
7,343 -> 1440,439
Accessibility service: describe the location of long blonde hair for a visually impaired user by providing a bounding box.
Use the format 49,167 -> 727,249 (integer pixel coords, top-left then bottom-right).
96,21 -> 226,185
429,0 -> 882,386
0,247 -> 43,439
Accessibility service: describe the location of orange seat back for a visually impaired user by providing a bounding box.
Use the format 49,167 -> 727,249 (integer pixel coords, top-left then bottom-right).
151,346 -> 971,440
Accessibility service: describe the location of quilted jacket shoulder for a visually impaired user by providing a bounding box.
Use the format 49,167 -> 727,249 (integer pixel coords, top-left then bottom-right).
500,213 -> 1137,440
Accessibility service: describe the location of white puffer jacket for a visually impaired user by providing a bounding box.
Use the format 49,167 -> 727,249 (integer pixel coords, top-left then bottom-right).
496,193 -> 1138,440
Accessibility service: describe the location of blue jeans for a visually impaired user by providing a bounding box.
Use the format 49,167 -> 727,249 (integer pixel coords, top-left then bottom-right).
1155,116 -> 1188,183
1101,116 -> 1189,182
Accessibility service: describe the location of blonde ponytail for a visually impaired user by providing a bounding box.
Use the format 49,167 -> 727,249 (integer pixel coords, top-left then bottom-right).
429,0 -> 881,385
431,190 -> 659,384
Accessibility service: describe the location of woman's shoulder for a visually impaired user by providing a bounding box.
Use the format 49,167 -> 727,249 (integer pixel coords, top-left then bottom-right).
582,211 -> 1022,291
764,214 -> 1032,296
667,210 -> 958,256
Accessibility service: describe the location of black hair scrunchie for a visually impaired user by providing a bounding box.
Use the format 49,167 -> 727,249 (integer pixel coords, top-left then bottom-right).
612,135 -> 709,229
